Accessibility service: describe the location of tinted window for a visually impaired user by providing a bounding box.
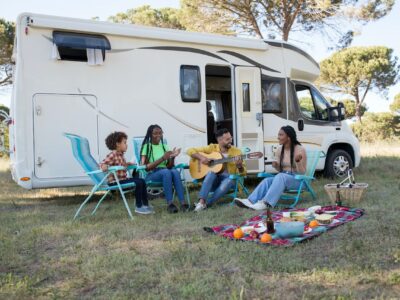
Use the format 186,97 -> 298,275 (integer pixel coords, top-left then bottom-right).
261,78 -> 282,113
180,66 -> 201,102
53,31 -> 110,62
295,85 -> 331,121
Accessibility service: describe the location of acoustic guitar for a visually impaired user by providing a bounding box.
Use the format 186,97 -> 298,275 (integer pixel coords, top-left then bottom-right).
189,151 -> 263,179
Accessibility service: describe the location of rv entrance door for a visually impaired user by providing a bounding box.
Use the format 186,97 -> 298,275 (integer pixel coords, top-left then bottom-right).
234,66 -> 264,173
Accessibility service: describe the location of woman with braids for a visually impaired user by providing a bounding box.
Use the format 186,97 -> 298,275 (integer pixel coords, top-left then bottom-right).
140,125 -> 188,213
234,125 -> 307,210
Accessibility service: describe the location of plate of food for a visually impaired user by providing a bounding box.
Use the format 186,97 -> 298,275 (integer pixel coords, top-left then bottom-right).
315,213 -> 335,225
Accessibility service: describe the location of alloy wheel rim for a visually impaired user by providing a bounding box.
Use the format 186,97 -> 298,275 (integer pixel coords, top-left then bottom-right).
333,155 -> 349,177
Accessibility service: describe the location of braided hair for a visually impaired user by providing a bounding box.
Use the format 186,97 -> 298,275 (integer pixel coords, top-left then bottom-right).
279,125 -> 301,172
140,124 -> 167,164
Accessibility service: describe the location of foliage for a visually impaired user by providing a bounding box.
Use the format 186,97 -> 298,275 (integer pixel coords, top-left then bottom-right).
319,46 -> 399,121
351,112 -> 400,142
190,0 -> 394,45
108,3 -> 234,35
0,19 -> 15,86
1,143 -> 400,298
0,104 -> 9,157
109,5 -> 185,30
390,93 -> 400,114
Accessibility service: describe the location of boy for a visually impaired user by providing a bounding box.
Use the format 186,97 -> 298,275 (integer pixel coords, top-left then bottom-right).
100,131 -> 153,214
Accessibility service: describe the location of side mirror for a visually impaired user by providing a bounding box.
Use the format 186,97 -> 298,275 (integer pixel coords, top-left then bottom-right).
337,102 -> 345,120
298,119 -> 304,131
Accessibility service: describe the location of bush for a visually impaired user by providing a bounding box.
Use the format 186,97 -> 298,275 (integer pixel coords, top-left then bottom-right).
351,112 -> 400,142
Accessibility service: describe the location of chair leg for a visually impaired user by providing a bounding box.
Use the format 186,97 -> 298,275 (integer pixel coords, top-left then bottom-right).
74,185 -> 99,220
184,182 -> 191,207
290,181 -> 305,208
116,184 -> 134,220
305,181 -> 317,200
91,191 -> 111,216
230,179 -> 240,206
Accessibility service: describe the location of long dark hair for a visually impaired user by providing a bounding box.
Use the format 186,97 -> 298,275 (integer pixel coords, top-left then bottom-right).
279,125 -> 301,172
140,124 -> 167,164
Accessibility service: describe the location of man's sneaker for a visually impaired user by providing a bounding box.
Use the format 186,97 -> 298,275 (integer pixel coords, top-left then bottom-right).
234,198 -> 253,209
194,202 -> 207,212
135,206 -> 153,215
180,203 -> 190,212
167,203 -> 178,214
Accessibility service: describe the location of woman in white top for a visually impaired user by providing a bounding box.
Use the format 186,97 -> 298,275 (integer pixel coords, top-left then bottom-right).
235,125 -> 307,210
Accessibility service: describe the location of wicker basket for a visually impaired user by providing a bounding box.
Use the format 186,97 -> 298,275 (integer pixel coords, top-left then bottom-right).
324,183 -> 368,203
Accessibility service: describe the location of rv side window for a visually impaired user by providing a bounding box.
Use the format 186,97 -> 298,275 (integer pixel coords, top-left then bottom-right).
261,78 -> 283,113
52,31 -> 111,63
242,83 -> 250,112
180,66 -> 201,102
295,85 -> 331,121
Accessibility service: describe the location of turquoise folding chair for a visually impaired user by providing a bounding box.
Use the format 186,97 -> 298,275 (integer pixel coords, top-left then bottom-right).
257,150 -> 325,208
64,133 -> 142,220
132,137 -> 190,206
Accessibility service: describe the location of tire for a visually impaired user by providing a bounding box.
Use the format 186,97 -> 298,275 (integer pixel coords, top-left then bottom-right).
324,149 -> 353,178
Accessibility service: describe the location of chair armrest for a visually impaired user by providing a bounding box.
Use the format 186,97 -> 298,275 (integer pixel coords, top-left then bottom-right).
229,174 -> 245,180
108,166 -> 126,172
135,165 -> 147,171
294,174 -> 314,181
126,165 -> 137,170
86,169 -> 105,175
257,172 -> 275,178
174,163 -> 188,169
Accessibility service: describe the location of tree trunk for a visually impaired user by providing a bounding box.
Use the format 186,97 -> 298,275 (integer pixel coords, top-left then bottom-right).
355,102 -> 362,123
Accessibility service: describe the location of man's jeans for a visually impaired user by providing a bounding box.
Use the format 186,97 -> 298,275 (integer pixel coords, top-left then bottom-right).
199,172 -> 234,205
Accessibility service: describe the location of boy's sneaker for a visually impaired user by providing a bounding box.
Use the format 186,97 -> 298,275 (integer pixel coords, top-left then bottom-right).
234,198 -> 253,208
180,203 -> 190,212
142,205 -> 155,213
167,203 -> 178,214
194,202 -> 207,212
135,206 -> 153,215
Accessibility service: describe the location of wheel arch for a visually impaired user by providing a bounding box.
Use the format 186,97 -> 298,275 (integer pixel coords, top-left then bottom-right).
325,143 -> 355,167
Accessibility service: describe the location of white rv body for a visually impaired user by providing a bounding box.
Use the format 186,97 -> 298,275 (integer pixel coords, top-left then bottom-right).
10,13 -> 360,189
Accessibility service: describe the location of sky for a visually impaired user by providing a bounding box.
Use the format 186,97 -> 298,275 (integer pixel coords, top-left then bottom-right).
0,0 -> 399,112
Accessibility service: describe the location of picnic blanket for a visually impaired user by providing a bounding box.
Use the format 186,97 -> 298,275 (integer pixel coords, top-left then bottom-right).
204,205 -> 364,246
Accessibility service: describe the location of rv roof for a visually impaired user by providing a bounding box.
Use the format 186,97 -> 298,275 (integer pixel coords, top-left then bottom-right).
19,12 -> 271,51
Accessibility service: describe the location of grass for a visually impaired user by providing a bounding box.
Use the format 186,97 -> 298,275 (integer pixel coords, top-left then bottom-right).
1,142 -> 400,299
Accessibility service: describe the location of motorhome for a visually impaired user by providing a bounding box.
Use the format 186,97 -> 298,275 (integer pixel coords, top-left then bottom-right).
9,13 -> 360,189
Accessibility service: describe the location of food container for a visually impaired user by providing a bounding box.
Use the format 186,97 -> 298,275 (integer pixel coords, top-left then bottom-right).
275,221 -> 304,238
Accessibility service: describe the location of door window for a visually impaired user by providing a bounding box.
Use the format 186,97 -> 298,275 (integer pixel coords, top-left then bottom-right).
261,78 -> 283,113
295,85 -> 331,121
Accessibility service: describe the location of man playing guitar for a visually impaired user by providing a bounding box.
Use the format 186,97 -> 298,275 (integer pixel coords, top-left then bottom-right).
187,128 -> 246,212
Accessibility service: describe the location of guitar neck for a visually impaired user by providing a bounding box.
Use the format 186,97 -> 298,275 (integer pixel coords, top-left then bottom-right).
210,154 -> 248,166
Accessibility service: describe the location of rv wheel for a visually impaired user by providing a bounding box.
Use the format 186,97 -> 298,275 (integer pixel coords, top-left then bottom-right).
324,149 -> 353,178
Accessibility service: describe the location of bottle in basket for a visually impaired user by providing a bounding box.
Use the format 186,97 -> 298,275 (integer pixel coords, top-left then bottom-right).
335,184 -> 342,207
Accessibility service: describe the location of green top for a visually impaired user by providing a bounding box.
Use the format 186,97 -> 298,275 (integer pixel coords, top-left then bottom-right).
141,143 -> 170,168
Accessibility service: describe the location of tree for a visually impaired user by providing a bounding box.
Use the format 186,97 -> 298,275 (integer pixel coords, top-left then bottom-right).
390,93 -> 400,114
109,3 -> 234,35
109,5 -> 185,30
190,0 -> 394,46
0,19 -> 15,86
319,46 -> 399,122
